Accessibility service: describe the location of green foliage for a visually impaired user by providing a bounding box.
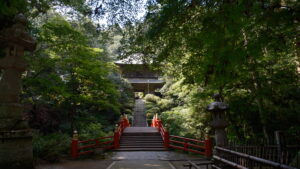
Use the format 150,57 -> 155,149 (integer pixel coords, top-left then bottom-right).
121,0 -> 300,142
144,94 -> 161,103
144,94 -> 161,119
161,107 -> 196,138
21,13 -> 134,161
24,15 -> 122,129
144,79 -> 211,139
32,132 -> 71,162
77,122 -> 112,140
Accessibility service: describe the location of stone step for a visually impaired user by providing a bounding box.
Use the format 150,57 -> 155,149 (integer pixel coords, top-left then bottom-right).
120,143 -> 164,146
121,136 -> 162,140
121,140 -> 163,142
120,145 -> 165,148
120,141 -> 163,144
115,148 -> 168,151
120,136 -> 163,139
122,133 -> 161,136
121,139 -> 162,141
120,145 -> 164,148
120,140 -> 163,144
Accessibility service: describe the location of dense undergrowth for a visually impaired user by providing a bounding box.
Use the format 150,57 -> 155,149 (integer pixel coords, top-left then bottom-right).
144,76 -> 300,144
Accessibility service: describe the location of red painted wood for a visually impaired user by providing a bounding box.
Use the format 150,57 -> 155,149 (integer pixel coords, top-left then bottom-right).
204,137 -> 212,157
170,135 -> 205,143
78,143 -> 97,150
70,139 -> 78,158
151,115 -> 212,158
70,116 -> 130,158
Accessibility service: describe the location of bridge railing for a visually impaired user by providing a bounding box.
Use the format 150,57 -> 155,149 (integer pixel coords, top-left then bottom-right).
213,146 -> 299,169
151,114 -> 212,158
70,115 -> 130,158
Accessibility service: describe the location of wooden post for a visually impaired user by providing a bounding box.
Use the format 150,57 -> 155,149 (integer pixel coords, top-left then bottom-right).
164,128 -> 170,148
71,130 -> 79,158
124,114 -> 130,127
204,136 -> 212,158
184,140 -> 188,152
114,124 -> 120,149
95,139 -> 100,146
275,130 -> 286,163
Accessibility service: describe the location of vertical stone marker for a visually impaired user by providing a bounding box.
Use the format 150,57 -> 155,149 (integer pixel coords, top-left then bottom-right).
0,14 -> 37,169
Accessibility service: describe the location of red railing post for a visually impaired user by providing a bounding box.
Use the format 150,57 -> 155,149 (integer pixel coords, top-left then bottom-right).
122,115 -> 125,130
152,114 -> 158,128
114,124 -> 120,149
151,115 -> 155,127
71,130 -> 79,158
124,114 -> 130,127
157,119 -> 161,130
184,140 -> 188,152
95,139 -> 100,146
164,128 -> 170,148
204,136 -> 212,158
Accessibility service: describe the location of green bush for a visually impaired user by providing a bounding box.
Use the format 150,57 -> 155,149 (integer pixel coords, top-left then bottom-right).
32,132 -> 71,162
78,122 -> 109,140
144,94 -> 161,103
147,107 -> 161,116
158,98 -> 174,111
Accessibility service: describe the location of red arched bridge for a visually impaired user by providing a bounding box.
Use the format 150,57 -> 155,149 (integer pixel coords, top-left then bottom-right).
70,99 -> 299,169
70,113 -> 212,159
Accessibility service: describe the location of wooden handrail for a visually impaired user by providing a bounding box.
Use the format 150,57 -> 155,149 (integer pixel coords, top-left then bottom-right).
114,115 -> 130,149
151,114 -> 212,158
71,115 -> 130,158
79,136 -> 113,144
170,135 -> 205,143
214,146 -> 298,169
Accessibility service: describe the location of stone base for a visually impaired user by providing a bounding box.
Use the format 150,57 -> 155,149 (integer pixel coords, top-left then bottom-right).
0,129 -> 34,169
0,103 -> 28,130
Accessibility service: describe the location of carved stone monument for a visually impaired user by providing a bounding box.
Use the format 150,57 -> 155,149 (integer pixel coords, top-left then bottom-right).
207,94 -> 229,147
0,14 -> 36,169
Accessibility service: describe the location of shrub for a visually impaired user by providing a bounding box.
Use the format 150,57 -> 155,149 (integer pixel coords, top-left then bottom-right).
32,132 -> 71,162
78,122 -> 109,140
144,94 -> 161,103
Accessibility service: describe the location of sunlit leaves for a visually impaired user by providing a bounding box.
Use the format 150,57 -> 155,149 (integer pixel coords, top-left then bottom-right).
121,0 -> 300,141
23,15 -> 130,133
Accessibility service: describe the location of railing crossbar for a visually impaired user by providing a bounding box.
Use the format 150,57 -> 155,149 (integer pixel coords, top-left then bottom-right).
213,155 -> 248,169
151,114 -> 212,157
215,146 -> 298,169
70,115 -> 130,158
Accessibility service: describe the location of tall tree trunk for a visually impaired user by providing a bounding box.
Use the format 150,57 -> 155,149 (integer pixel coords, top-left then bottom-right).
242,28 -> 270,142
250,60 -> 270,143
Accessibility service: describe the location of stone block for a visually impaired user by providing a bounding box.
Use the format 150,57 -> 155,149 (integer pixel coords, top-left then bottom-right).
0,129 -> 34,169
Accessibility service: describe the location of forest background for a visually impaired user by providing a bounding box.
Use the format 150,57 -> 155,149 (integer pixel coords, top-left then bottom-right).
0,0 -> 299,162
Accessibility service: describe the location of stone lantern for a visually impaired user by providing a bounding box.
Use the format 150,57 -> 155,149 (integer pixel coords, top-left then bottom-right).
0,14 -> 36,169
207,93 -> 229,147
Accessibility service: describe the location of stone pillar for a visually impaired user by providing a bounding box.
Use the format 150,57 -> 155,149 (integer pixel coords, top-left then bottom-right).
207,94 -> 229,147
0,14 -> 36,169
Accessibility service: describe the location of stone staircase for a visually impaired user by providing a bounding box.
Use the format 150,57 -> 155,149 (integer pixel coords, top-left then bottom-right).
132,99 -> 147,127
116,99 -> 166,151
118,127 -> 166,151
